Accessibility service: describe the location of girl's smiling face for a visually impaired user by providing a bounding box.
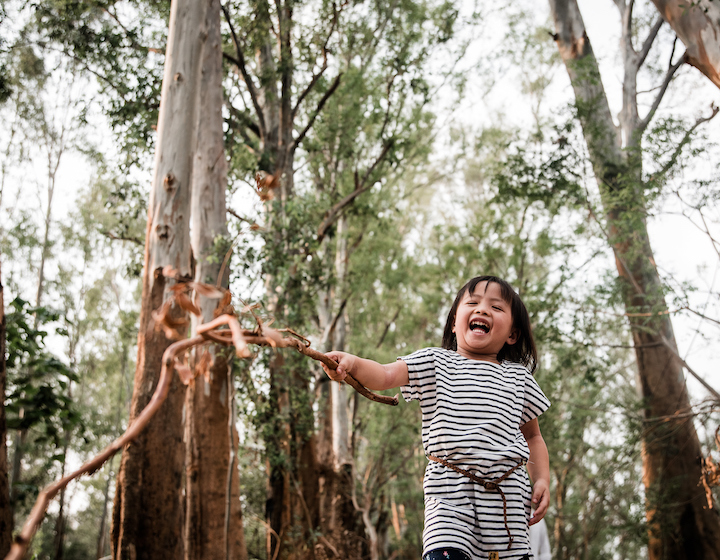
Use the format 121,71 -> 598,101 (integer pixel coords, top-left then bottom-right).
452,281 -> 518,362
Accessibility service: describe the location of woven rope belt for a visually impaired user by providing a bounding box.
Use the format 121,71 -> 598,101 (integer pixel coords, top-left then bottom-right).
427,455 -> 526,551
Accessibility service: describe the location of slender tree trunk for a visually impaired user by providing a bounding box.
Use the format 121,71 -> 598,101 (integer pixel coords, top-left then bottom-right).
650,0 -> 720,88
52,447 -> 68,560
0,262 -> 12,558
9,136 -> 63,515
315,217 -> 362,559
96,459 -> 114,559
252,3 -> 318,557
111,1 -> 208,558
184,1 -> 248,558
549,1 -> 720,558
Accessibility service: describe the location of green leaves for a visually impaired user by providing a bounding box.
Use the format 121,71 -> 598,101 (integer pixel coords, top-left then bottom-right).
4,297 -> 82,448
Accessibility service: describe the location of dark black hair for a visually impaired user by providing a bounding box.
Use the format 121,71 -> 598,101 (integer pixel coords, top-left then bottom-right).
441,275 -> 538,372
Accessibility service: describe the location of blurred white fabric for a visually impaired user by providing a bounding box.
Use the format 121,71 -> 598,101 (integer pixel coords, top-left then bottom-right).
529,517 -> 551,560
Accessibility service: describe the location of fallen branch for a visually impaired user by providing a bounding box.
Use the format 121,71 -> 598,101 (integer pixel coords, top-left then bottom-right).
5,287 -> 396,560
197,322 -> 398,406
5,335 -> 201,560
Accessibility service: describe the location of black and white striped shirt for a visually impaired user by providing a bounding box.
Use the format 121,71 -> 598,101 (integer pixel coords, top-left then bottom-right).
400,347 -> 550,559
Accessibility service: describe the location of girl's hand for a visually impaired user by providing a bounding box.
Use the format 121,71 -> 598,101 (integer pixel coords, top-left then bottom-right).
322,351 -> 357,382
529,479 -> 549,525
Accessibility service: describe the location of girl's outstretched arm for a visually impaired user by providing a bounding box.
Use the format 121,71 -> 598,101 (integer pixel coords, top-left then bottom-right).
322,351 -> 409,391
520,418 -> 550,525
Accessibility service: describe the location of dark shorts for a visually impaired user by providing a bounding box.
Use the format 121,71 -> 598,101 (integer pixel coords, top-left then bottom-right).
423,549 -> 530,560
423,548 -> 472,560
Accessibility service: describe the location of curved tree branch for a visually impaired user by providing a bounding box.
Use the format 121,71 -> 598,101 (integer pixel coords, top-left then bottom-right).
291,1 -> 343,120
647,103 -> 718,178
292,72 -> 343,152
5,298 -> 398,559
638,17 -> 664,68
221,3 -> 267,139
638,49 -> 686,133
316,140 -> 394,243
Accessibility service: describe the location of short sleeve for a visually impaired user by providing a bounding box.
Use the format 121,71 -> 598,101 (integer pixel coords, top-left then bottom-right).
521,372 -> 551,425
398,347 -> 438,403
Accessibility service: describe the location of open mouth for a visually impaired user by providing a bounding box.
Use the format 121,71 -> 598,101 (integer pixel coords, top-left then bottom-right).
469,318 -> 490,333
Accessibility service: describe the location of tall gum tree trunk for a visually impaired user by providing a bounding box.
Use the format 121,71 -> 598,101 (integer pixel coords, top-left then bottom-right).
650,0 -> 720,88
184,0 -> 248,558
549,1 -> 720,558
111,1 -> 208,558
0,263 -> 11,558
223,0 -> 350,554
249,3 -> 320,557
315,216 -> 362,559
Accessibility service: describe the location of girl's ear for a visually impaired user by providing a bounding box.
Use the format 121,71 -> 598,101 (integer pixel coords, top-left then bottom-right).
506,329 -> 519,346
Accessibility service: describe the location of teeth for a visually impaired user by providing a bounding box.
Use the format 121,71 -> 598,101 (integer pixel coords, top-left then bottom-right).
470,320 -> 489,332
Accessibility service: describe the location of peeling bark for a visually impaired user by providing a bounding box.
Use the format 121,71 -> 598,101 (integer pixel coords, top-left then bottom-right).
111,1 -> 208,558
650,0 -> 720,88
549,1 -> 720,558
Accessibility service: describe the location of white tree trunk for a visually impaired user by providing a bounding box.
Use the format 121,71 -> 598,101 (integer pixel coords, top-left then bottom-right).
650,0 -> 720,88
184,1 -> 248,558
331,216 -> 351,467
112,1 -> 207,558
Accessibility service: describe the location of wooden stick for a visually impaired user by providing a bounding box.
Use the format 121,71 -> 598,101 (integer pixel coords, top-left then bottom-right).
5,313 -> 397,560
5,336 -> 202,560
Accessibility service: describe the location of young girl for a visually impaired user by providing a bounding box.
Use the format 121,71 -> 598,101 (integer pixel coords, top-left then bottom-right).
322,275 -> 550,560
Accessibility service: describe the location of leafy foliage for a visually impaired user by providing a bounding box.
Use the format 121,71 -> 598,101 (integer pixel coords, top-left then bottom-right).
5,297 -> 81,447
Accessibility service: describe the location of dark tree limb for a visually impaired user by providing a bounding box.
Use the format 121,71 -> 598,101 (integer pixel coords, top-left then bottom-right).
648,103 -> 718,179
638,17 -> 664,68
291,1 -> 343,121
316,140 -> 394,243
221,3 -> 267,139
638,49 -> 686,133
292,73 -> 343,152
227,104 -> 261,139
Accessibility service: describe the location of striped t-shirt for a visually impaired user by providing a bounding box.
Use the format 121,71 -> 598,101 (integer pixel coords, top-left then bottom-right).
400,347 -> 550,560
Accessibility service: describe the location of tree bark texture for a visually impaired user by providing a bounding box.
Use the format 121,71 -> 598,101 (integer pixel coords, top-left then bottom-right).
184,0 -> 248,558
0,263 -> 12,558
650,0 -> 720,88
111,1 -> 208,558
549,1 -> 720,558
244,3 -> 317,557
315,218 -> 365,559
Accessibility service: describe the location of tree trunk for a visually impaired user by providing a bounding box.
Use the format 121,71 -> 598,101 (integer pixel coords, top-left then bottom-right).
9,129 -> 64,518
111,1 -> 208,558
650,0 -> 720,89
52,448 -> 68,560
549,1 -> 720,558
315,216 -> 363,559
0,262 -> 12,558
250,3 -> 319,557
96,460 -> 114,559
184,0 -> 248,558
